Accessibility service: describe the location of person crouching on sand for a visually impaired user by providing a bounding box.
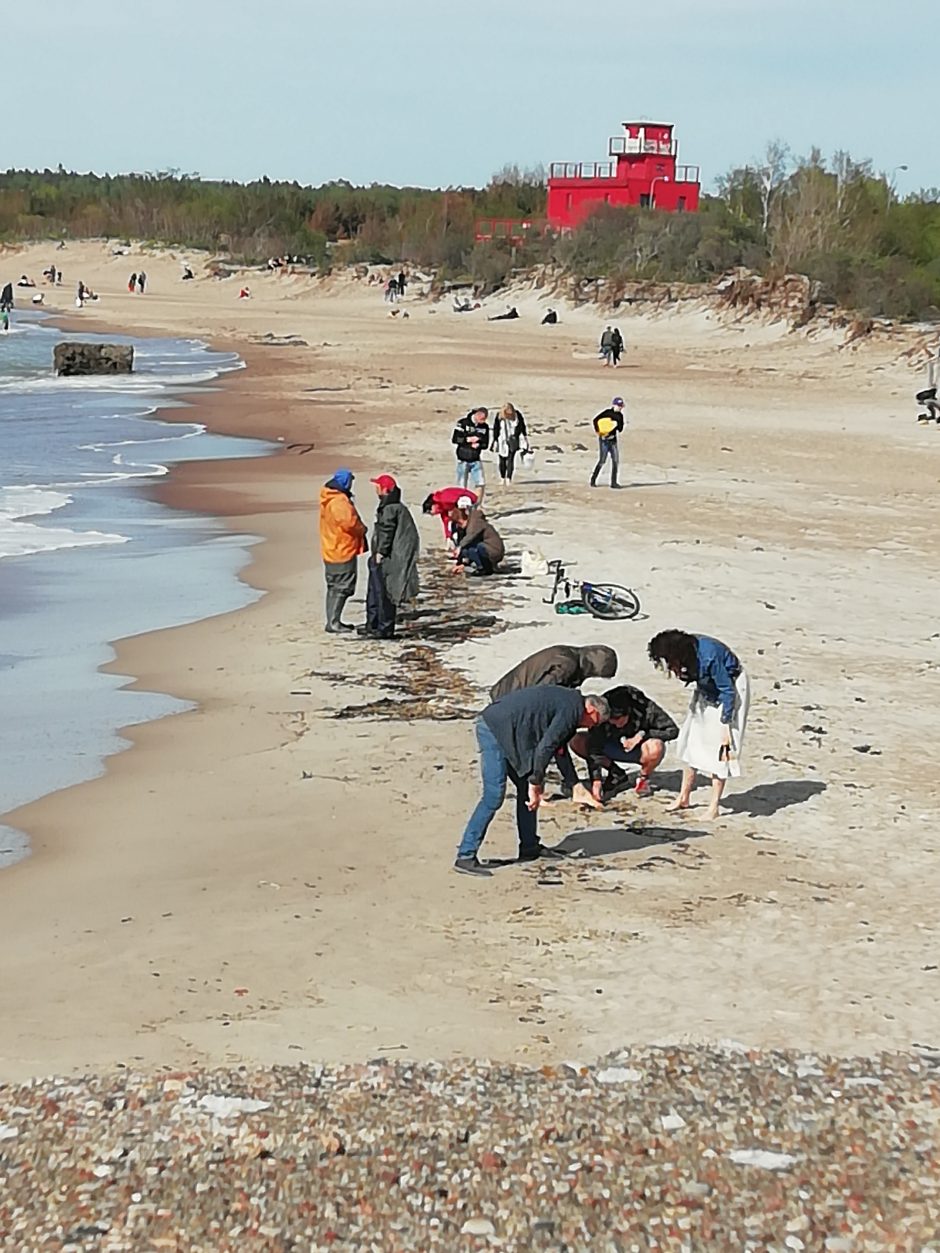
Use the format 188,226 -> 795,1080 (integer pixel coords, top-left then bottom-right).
422,487 -> 479,548
570,683 -> 678,801
451,505 -> 504,576
647,629 -> 750,821
360,474 -> 420,641
455,687 -> 610,877
489,644 -> 618,809
319,469 -> 367,634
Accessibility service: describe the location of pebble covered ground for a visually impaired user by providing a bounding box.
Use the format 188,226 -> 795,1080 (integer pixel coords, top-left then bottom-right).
1,1048 -> 938,1251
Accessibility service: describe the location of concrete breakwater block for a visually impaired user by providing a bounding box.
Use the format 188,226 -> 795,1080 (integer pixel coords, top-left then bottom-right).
53,342 -> 134,376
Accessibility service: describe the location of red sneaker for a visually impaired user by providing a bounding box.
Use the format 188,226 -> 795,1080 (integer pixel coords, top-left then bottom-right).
634,776 -> 652,797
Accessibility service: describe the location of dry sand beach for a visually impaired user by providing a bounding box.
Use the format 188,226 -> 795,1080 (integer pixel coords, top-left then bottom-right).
2,241 -> 939,1077
1,242 -> 939,1244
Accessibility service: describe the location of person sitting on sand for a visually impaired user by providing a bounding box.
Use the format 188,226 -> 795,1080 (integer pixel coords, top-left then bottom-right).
455,686 -> 610,877
648,629 -> 750,822
238,286 -> 251,300
422,487 -> 479,547
137,271 -> 147,294
489,644 -> 618,808
451,506 -> 505,576
570,683 -> 678,801
181,265 -> 195,281
319,468 -> 368,634
488,306 -> 519,321
541,308 -> 558,325
17,275 -> 35,288
360,474 -> 420,641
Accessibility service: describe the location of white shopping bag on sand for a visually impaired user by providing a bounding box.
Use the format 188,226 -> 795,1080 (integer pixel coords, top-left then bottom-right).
521,549 -> 549,578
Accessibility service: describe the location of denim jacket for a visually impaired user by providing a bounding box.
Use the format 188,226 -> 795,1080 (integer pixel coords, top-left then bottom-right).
695,635 -> 741,724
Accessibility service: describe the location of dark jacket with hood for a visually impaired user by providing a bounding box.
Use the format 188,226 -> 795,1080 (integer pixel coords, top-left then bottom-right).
489,644 -> 618,703
482,686 -> 586,785
458,509 -> 505,566
584,683 -> 679,780
371,486 -> 420,606
452,412 -> 490,463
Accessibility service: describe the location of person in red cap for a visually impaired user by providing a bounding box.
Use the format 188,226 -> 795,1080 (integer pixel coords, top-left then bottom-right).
422,486 -> 479,548
360,475 -> 420,640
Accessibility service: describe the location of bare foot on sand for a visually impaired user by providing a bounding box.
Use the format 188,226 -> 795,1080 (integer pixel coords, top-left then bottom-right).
571,783 -> 604,810
701,806 -> 725,823
666,799 -> 691,814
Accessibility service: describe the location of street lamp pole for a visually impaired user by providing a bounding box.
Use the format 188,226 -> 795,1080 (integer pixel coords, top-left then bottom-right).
887,164 -> 909,209
649,176 -> 669,208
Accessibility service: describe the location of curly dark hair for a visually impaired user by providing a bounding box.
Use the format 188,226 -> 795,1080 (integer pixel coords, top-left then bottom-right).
648,630 -> 699,684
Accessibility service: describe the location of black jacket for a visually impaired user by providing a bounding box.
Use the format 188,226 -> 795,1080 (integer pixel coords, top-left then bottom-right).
585,684 -> 679,780
482,686 -> 585,785
371,487 -> 420,605
593,407 -> 624,439
452,413 -> 490,463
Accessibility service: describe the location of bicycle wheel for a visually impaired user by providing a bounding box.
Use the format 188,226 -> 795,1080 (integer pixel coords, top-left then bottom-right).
581,582 -> 641,621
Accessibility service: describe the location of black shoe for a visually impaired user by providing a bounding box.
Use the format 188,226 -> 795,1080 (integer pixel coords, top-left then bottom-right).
519,843 -> 569,862
603,764 -> 629,797
333,622 -> 355,633
454,856 -> 492,878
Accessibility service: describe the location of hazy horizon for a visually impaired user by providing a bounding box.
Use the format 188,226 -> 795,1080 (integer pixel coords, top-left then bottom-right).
8,0 -> 936,196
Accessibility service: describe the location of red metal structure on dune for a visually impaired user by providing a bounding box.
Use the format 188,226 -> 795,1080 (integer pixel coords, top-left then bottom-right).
474,120 -> 701,243
547,120 -> 700,227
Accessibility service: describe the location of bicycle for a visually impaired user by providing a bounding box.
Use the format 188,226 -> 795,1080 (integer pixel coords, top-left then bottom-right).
543,559 -> 641,621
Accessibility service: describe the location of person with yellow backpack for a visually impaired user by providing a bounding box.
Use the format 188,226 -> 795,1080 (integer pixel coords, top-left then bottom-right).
590,396 -> 625,489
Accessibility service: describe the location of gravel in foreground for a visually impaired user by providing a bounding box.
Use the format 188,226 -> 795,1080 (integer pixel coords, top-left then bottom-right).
1,1047 -> 939,1250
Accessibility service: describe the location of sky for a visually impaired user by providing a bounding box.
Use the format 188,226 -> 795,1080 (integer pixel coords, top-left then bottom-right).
7,0 -> 936,196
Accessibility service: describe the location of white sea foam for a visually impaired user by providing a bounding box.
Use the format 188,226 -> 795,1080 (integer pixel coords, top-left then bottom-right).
0,485 -> 128,561
0,368 -> 222,393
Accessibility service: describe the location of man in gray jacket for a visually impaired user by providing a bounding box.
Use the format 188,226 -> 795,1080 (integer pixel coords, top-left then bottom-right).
455,686 -> 610,877
489,644 -> 618,805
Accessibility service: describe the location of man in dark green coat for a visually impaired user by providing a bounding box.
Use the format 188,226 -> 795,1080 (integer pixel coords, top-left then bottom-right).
359,474 -> 420,640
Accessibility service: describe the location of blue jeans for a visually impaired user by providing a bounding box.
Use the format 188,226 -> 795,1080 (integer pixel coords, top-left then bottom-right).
458,718 -> 538,859
459,542 -> 494,574
590,438 -> 619,486
456,459 -> 485,490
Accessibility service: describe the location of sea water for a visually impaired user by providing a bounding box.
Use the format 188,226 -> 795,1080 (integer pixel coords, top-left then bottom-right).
0,317 -> 272,865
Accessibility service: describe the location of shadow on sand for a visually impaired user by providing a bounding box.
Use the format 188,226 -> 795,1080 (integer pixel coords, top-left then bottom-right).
724,779 -> 827,818
555,824 -> 707,859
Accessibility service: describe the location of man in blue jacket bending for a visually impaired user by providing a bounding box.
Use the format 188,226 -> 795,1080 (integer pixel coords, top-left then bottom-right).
455,686 -> 610,878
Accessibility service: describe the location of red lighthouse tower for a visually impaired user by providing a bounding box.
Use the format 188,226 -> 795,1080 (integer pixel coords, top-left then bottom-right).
546,121 -> 700,229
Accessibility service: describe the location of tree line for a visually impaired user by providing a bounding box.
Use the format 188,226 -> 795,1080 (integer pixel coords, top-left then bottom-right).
1,148 -> 938,319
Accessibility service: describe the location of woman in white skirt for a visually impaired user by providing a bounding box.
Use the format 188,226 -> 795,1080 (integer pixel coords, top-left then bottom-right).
648,629 -> 750,821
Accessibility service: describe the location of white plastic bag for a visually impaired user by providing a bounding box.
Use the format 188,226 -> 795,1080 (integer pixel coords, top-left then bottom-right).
521,549 -> 548,578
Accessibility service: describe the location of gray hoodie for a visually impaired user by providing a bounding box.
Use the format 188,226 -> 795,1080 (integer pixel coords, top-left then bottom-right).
489,644 -> 618,703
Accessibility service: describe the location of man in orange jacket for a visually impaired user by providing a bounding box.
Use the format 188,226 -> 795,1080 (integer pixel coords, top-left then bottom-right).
319,469 -> 368,633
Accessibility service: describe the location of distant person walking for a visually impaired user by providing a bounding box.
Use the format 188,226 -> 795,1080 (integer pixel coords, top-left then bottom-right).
611,326 -> 624,367
590,396 -> 625,489
137,271 -> 147,294
0,282 -> 13,313
127,272 -> 137,293
599,325 -> 614,366
455,686 -> 610,877
76,281 -> 86,308
452,406 -> 490,502
648,629 -> 751,822
360,474 -> 420,641
493,402 -> 529,485
397,270 -> 406,297
384,277 -> 398,303
319,468 -> 368,634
